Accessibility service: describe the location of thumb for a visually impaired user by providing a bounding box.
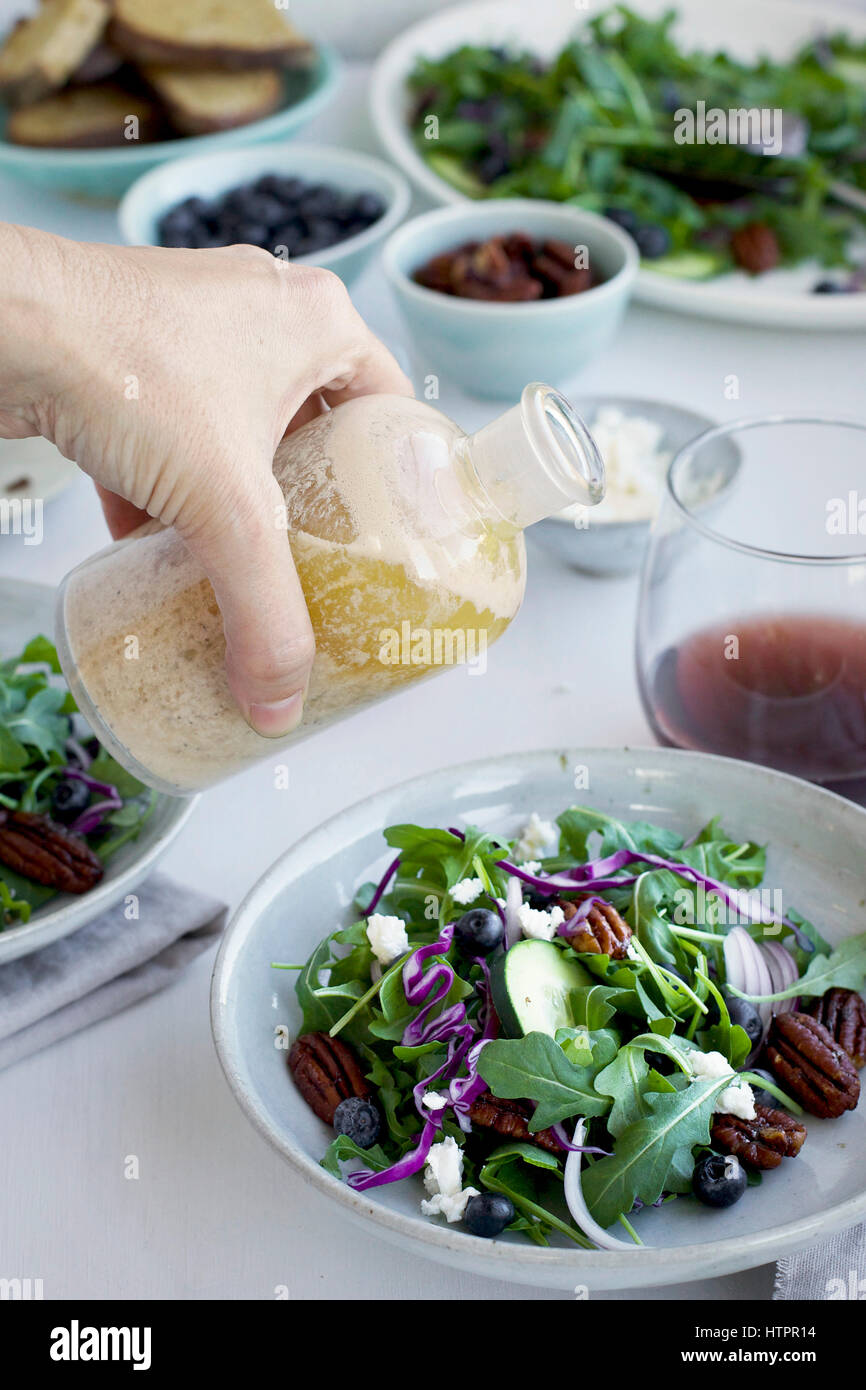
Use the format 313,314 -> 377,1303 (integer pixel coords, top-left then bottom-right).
180,469 -> 314,738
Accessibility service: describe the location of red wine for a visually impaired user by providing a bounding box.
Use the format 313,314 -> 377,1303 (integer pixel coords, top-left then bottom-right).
645,614 -> 866,783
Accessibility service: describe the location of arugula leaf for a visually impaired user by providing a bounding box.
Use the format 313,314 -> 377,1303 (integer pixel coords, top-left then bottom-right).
581,1077 -> 728,1228
320,1135 -> 393,1179
477,1031 -> 612,1129
87,751 -> 146,800
557,805 -> 683,861
479,1143 -> 591,1248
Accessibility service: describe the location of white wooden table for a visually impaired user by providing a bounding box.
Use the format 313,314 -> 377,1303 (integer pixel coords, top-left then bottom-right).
0,61 -> 861,1302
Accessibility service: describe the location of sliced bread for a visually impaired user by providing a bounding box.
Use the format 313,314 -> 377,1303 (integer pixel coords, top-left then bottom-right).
142,64 -> 283,134
0,0 -> 110,105
109,0 -> 313,71
6,81 -> 163,147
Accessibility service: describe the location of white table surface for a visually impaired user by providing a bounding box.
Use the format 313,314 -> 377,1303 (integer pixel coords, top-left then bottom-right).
0,60 -> 862,1303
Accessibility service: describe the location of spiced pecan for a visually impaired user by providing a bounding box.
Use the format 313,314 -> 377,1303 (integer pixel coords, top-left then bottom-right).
711,1103 -> 807,1170
731,221 -> 780,273
468,1091 -> 563,1154
530,239 -> 593,297
559,897 -> 632,960
288,1031 -> 370,1125
0,809 -> 103,893
451,238 -> 543,301
766,1011 -> 860,1118
806,989 -> 866,1069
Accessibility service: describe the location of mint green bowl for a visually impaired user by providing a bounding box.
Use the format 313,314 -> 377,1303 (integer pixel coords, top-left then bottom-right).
0,45 -> 340,200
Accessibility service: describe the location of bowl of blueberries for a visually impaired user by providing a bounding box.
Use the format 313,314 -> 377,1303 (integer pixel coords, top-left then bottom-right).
118,142 -> 411,287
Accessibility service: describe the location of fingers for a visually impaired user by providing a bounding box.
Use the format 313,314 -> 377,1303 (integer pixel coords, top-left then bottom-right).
320,327 -> 413,408
179,469 -> 315,739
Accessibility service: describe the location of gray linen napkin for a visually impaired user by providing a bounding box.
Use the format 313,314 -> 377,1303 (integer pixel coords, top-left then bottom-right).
0,872 -> 225,1070
775,1227 -> 866,1301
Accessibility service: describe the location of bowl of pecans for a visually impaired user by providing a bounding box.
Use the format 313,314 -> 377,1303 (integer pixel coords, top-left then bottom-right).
382,199 -> 638,399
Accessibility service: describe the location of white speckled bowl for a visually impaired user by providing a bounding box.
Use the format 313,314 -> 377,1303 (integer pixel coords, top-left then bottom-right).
211,746 -> 866,1290
530,397 -> 739,577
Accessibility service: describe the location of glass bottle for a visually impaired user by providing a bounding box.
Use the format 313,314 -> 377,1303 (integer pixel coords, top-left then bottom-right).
56,383 -> 604,793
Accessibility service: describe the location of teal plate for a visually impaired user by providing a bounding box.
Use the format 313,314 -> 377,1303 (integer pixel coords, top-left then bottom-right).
0,45 -> 340,200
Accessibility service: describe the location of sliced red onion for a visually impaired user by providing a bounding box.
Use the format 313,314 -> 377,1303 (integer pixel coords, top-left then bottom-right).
504,874 -> 523,948
723,927 -> 774,1027
65,737 -> 92,770
563,1120 -> 644,1250
63,767 -> 120,799
760,942 -> 799,1015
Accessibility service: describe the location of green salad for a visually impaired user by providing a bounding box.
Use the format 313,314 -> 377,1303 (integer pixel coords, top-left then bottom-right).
0,636 -> 156,925
281,804 -> 866,1246
407,5 -> 866,285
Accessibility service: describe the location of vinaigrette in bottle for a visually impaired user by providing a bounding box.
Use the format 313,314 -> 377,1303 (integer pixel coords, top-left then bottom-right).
56,384 -> 604,793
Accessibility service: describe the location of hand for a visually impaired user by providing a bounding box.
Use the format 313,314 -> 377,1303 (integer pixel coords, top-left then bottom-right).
0,224 -> 412,735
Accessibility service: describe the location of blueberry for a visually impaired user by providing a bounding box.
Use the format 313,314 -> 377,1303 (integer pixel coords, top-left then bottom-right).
454,907 -> 504,956
271,221 -> 305,254
298,184 -> 341,217
333,1096 -> 381,1148
725,995 -> 764,1051
746,1068 -> 777,1109
813,279 -> 851,294
634,223 -> 671,259
230,222 -> 269,248
50,777 -> 90,823
239,193 -> 287,228
463,1192 -> 514,1238
692,1152 -> 747,1209
351,191 -> 386,223
604,206 -> 640,235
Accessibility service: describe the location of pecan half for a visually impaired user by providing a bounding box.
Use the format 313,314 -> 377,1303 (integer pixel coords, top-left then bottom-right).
711,1103 -> 807,1170
766,1011 -> 860,1118
288,1032 -> 370,1125
0,809 -> 103,893
529,239 -> 592,297
559,897 -> 632,960
806,989 -> 866,1069
731,221 -> 780,273
468,1091 -> 563,1154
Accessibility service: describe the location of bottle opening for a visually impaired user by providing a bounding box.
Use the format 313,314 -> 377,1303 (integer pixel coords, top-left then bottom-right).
465,383 -> 606,530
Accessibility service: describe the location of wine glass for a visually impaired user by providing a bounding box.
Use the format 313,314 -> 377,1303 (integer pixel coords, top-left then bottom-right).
636,416 -> 866,789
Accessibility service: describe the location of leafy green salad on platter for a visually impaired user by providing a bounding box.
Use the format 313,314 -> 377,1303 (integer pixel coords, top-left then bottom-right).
407,5 -> 866,289
280,803 -> 866,1247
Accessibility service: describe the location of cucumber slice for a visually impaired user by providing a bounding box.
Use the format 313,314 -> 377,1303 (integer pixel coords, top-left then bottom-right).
490,940 -> 595,1038
645,251 -> 726,280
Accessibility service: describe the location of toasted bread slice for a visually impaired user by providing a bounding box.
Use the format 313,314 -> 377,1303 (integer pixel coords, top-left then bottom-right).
109,0 -> 313,71
0,0 -> 110,105
143,64 -> 283,134
6,82 -> 163,147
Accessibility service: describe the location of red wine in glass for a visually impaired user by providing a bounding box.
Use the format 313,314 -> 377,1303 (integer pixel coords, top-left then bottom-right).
645,613 -> 866,786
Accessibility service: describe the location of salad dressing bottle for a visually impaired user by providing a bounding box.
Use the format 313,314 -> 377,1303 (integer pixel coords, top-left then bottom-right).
56,384 -> 604,793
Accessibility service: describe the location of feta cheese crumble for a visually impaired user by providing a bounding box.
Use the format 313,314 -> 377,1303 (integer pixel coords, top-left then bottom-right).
688,1049 -> 756,1120
520,861 -> 542,875
365,913 -> 409,968
514,812 -> 559,863
556,408 -> 672,525
450,877 -> 485,906
421,1091 -> 447,1111
516,901 -> 565,942
421,1136 -> 479,1223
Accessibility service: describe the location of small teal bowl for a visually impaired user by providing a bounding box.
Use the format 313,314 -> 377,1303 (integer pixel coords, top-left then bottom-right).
383,199 -> 638,400
119,142 -> 411,288
0,45 -> 340,200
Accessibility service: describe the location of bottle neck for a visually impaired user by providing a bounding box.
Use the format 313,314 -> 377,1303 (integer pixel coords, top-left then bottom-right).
457,383 -> 605,531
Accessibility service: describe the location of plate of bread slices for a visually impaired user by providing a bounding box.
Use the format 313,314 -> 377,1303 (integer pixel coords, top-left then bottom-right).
0,0 -> 340,198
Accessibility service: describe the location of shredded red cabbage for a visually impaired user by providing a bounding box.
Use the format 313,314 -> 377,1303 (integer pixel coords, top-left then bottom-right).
346,1119 -> 438,1192
364,854 -> 401,917
70,799 -> 123,836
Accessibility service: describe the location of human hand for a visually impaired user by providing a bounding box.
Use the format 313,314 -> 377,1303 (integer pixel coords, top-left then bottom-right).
0,225 -> 412,735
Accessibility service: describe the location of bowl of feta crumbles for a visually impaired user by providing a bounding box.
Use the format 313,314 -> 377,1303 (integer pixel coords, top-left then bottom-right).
533,397 -> 739,576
